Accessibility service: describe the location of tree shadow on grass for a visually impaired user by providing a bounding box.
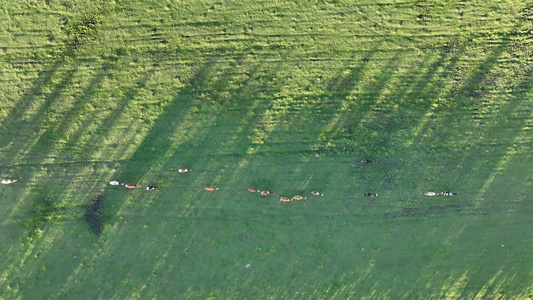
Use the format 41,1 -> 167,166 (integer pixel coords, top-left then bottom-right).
5,6 -> 533,298
112,57 -> 283,195
354,32 -> 533,298
0,57 -> 138,231
66,57 -> 356,298
0,51 -> 162,298
72,68 -> 156,158
0,58 -> 76,164
315,52 -> 403,156
15,62 -> 109,159
125,63 -> 215,166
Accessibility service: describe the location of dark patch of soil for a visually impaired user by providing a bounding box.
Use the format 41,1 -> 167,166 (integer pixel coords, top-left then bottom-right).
84,193 -> 104,235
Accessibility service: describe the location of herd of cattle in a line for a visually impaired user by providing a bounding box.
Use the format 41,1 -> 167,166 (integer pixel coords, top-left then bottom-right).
2,164 -> 458,200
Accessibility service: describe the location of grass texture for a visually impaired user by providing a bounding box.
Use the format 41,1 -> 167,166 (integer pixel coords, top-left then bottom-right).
1,0 -> 533,298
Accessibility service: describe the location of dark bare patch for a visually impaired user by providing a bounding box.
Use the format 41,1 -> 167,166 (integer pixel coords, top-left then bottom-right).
84,193 -> 105,235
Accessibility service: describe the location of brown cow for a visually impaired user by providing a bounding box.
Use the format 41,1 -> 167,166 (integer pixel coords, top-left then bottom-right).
125,184 -> 139,189
204,186 -> 219,191
292,195 -> 307,200
280,197 -> 293,202
248,188 -> 259,193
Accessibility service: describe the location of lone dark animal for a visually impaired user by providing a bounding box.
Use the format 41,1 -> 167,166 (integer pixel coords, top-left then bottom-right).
146,186 -> 159,191
364,193 -> 378,197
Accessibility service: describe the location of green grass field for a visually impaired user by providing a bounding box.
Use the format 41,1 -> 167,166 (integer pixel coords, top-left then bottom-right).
1,0 -> 533,298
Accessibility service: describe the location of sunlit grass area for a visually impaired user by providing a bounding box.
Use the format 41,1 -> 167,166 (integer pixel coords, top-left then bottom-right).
1,0 -> 533,298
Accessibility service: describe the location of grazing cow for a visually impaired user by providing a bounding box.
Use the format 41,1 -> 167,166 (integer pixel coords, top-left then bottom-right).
364,193 -> 378,197
310,190 -> 324,196
146,186 -> 159,191
205,186 -> 219,191
178,168 -> 192,173
442,192 -> 457,196
109,180 -> 120,186
248,188 -> 259,193
292,195 -> 306,200
125,184 -> 139,189
361,160 -> 375,164
425,192 -> 439,196
280,197 -> 293,202
260,190 -> 274,195
1,179 -> 17,184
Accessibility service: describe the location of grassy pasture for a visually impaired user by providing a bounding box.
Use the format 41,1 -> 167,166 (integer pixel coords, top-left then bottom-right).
1,0 -> 533,298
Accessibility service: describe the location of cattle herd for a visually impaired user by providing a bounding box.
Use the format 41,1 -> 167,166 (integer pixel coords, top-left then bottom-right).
1,161 -> 457,200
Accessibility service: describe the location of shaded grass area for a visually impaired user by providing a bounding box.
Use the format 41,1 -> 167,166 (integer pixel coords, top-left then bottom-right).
24,194 -> 66,239
1,0 -> 533,299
